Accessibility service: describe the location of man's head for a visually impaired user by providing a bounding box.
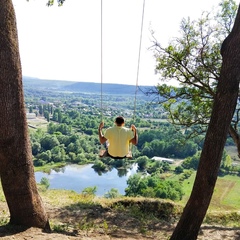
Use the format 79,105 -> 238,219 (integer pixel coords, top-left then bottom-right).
115,116 -> 125,126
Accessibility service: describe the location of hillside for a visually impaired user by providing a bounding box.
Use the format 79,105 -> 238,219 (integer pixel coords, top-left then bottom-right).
0,188 -> 240,240
22,76 -> 154,95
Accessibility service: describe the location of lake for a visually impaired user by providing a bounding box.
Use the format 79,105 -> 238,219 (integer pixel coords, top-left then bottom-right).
35,163 -> 138,196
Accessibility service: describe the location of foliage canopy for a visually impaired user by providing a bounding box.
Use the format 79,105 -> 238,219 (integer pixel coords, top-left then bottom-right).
152,0 -> 238,139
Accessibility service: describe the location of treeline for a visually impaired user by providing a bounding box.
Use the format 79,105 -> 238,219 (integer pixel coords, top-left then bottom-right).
126,173 -> 183,201
180,150 -> 240,176
30,120 -> 201,167
137,125 -> 199,159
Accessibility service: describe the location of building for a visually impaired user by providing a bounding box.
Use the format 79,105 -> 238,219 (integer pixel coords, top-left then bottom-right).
151,156 -> 174,164
26,113 -> 36,119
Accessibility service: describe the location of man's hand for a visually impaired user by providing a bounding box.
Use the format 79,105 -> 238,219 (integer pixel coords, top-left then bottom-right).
131,124 -> 137,132
130,124 -> 138,145
98,122 -> 107,144
99,122 -> 104,130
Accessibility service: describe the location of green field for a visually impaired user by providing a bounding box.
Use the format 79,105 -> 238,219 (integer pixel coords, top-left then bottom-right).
27,117 -> 49,131
178,172 -> 240,211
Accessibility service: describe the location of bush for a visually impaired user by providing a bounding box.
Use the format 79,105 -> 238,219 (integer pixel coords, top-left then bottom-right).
104,188 -> 121,199
40,177 -> 50,190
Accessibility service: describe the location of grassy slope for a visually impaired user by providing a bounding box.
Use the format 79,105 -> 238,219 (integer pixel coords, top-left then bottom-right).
178,172 -> 240,211
1,176 -> 240,235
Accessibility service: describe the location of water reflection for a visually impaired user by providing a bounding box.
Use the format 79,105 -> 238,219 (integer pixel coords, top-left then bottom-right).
117,168 -> 128,177
35,163 -> 138,196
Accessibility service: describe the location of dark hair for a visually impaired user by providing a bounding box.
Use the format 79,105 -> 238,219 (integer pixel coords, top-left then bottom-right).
115,116 -> 125,125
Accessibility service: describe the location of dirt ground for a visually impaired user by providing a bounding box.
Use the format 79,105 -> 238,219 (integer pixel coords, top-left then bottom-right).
1,201 -> 240,240
1,222 -> 240,240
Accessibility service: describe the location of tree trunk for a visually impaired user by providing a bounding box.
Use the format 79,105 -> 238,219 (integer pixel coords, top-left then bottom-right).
170,4 -> 240,240
0,0 -> 49,229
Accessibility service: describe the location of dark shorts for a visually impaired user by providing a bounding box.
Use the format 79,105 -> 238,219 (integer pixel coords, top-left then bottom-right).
106,151 -> 126,159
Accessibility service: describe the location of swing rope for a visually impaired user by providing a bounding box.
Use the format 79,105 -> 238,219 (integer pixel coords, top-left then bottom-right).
100,0 -> 145,123
99,0 -> 145,159
133,0 -> 145,122
100,0 -> 103,122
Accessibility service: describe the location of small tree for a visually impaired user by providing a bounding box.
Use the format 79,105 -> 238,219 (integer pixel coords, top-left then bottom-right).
40,177 -> 50,190
81,186 -> 97,196
152,0 -> 240,155
136,156 -> 149,170
104,188 -> 121,199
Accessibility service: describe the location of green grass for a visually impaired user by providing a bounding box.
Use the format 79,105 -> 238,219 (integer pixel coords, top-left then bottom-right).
34,162 -> 67,173
178,173 -> 195,204
38,185 -> 240,227
28,120 -> 48,133
174,171 -> 240,211
212,175 -> 240,210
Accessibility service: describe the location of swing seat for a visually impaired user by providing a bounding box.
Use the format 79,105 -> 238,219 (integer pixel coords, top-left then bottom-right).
99,149 -> 132,159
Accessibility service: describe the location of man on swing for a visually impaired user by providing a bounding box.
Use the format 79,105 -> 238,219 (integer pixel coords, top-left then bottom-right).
98,116 -> 138,159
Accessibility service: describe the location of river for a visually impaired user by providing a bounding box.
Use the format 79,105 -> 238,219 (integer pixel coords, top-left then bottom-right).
35,163 -> 138,196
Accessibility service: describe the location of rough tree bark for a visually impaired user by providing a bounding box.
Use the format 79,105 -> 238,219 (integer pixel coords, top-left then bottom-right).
0,0 -> 49,229
170,4 -> 240,240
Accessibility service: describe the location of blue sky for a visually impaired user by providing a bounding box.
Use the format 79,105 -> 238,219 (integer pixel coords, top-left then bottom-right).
13,0 -> 222,86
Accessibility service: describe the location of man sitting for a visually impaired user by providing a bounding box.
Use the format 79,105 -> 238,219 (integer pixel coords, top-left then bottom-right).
98,116 -> 138,159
